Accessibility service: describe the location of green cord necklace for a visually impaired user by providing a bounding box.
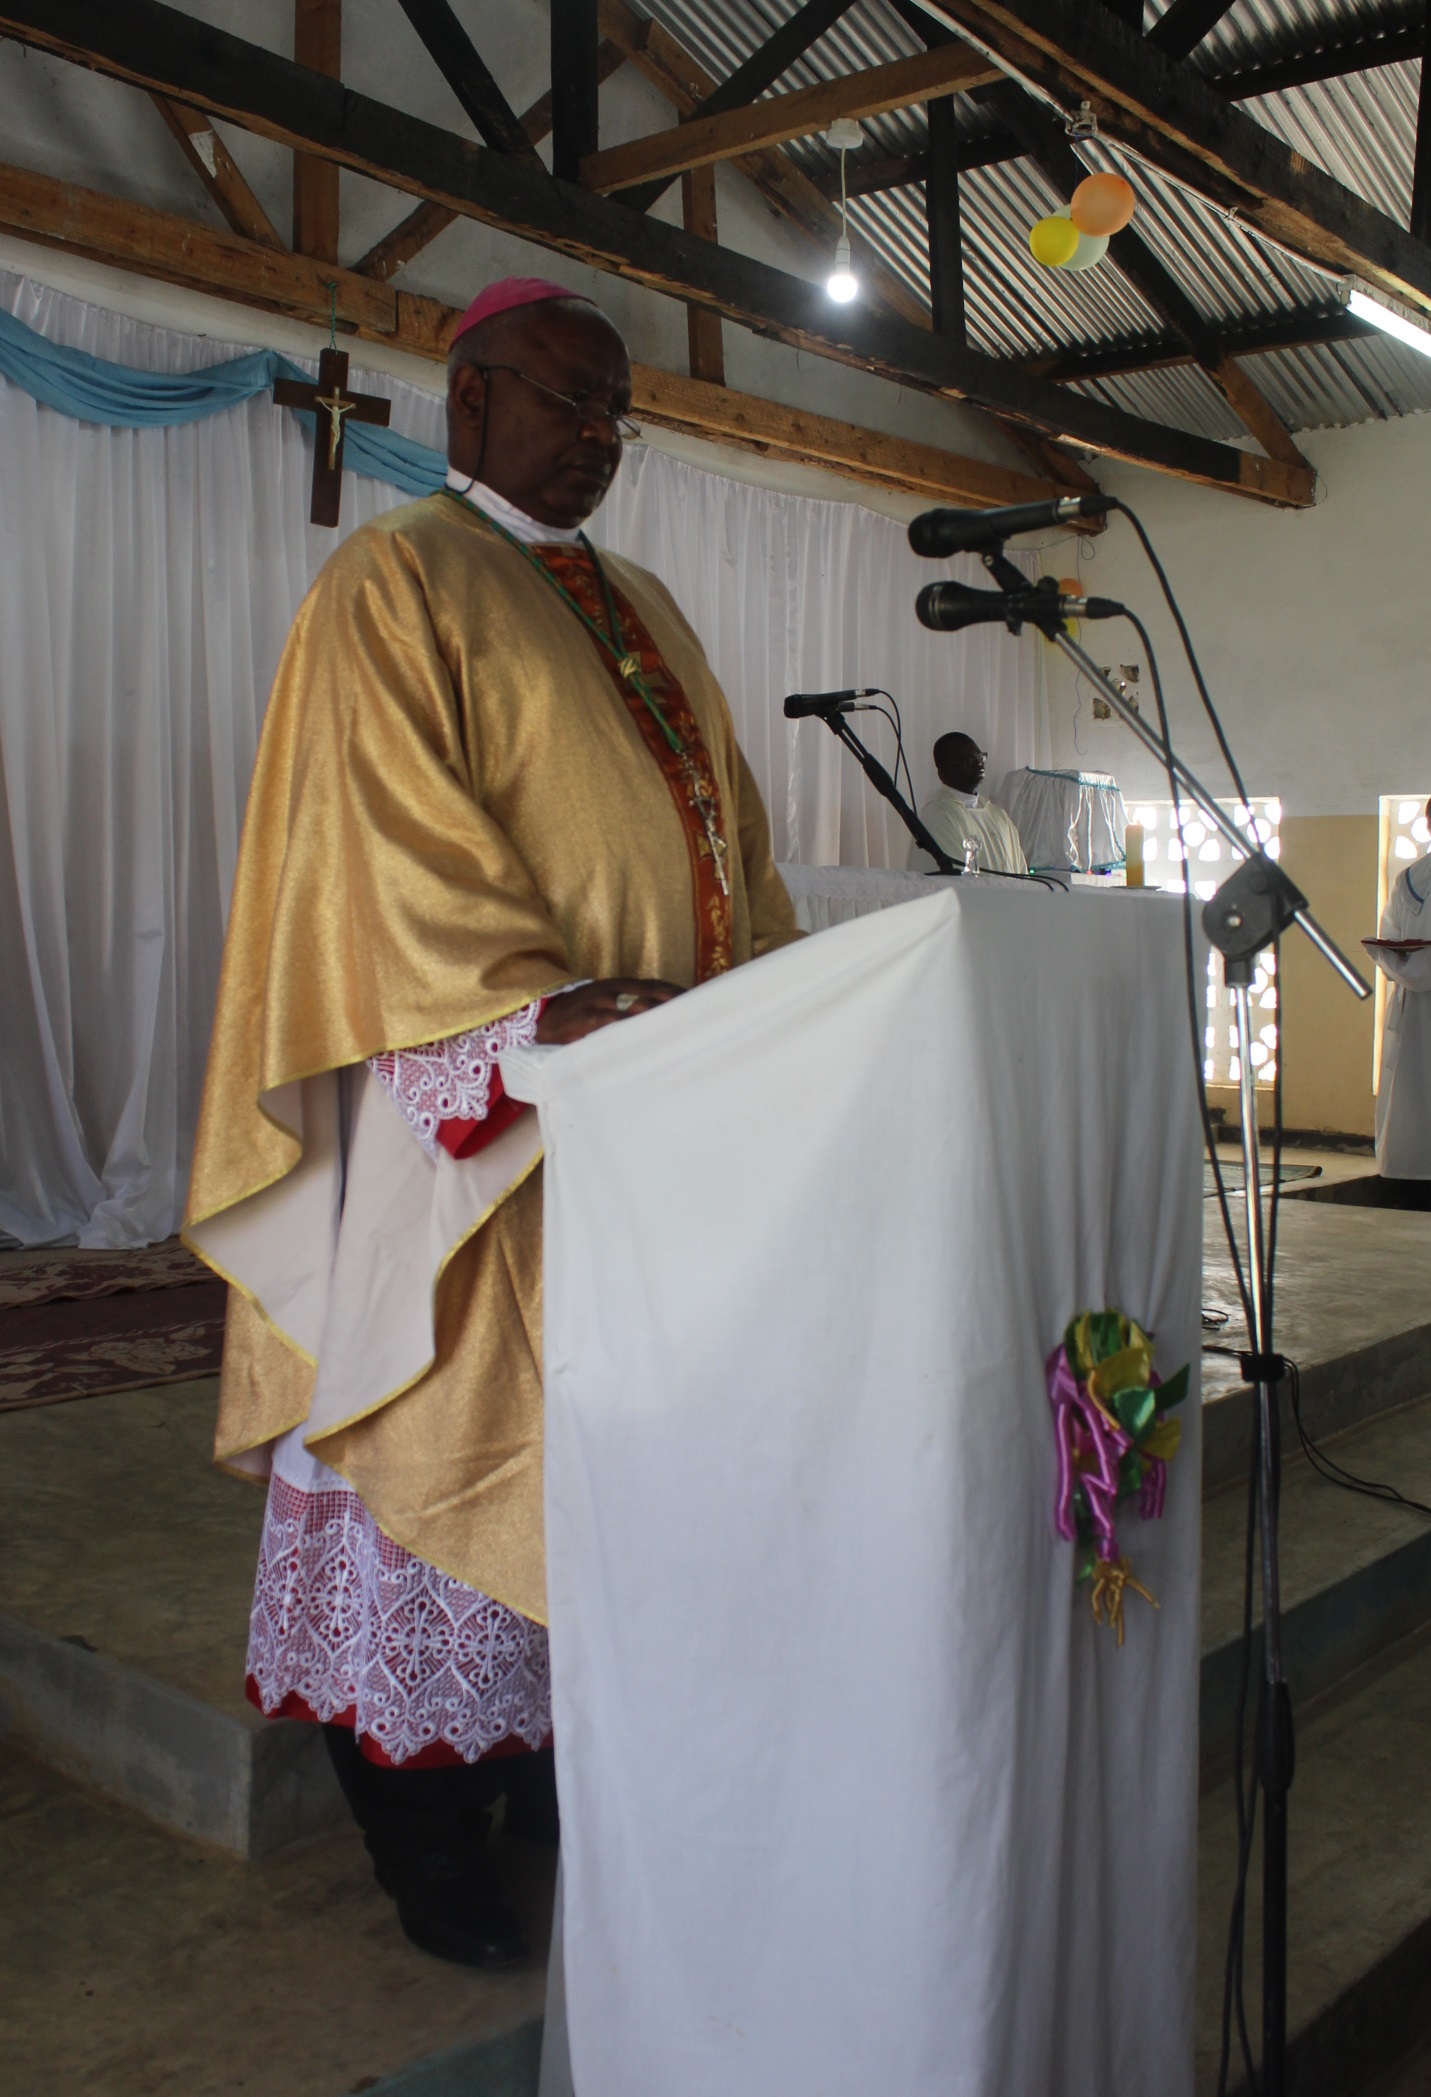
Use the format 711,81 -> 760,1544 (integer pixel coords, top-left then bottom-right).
442,484 -> 682,754
443,485 -> 730,895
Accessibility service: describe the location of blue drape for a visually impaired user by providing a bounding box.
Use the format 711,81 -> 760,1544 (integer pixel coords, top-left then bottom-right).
0,302 -> 447,498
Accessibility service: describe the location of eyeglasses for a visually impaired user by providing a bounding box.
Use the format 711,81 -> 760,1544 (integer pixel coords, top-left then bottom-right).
476,364 -> 641,441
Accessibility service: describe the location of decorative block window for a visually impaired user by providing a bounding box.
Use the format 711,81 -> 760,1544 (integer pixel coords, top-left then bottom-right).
1129,797 -> 1282,1088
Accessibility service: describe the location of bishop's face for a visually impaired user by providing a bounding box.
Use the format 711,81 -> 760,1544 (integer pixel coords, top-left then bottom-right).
448,305 -> 634,529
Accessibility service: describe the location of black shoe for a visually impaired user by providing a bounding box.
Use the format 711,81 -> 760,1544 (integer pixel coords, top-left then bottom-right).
388,1853 -> 530,1969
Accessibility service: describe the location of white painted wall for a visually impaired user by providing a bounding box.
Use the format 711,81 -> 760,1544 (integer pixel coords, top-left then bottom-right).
1039,415 -> 1431,818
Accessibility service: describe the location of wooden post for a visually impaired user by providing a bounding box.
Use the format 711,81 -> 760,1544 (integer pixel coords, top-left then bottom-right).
551,0 -> 600,183
681,157 -> 725,384
1413,28 -> 1431,244
925,95 -> 965,343
293,0 -> 340,261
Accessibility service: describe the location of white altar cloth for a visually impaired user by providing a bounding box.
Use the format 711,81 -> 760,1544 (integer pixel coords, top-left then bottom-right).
504,882 -> 1202,2097
777,858 -> 958,932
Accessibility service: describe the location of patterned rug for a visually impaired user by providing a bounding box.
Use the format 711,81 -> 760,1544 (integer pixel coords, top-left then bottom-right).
0,1239 -> 225,1413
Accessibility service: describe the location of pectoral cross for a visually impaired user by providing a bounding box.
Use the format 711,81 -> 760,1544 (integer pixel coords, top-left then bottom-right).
273,346 -> 392,527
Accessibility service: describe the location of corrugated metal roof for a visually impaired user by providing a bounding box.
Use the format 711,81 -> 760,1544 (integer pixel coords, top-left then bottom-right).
648,0 -> 1431,441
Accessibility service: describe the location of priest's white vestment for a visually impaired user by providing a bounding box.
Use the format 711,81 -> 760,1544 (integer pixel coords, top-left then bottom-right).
505,882 -> 1203,2097
1374,849 -> 1431,1178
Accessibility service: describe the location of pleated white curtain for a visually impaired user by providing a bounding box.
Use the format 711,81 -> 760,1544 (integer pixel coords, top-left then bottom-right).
0,267 -> 1042,1247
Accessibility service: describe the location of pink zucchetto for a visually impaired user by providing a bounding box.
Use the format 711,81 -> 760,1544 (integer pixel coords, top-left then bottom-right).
450,276 -> 594,343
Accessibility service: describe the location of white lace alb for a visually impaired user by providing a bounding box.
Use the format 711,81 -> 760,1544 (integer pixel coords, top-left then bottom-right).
247,1475 -> 552,1763
368,1002 -> 543,1159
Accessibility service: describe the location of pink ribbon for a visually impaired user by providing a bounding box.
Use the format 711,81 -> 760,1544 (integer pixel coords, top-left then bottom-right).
1047,1345 -> 1131,1563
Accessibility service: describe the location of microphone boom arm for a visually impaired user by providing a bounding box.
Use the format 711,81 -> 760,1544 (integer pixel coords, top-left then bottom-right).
816,708 -> 960,876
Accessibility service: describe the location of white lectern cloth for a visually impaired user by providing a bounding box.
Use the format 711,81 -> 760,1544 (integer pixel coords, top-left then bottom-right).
503,883 -> 1202,2097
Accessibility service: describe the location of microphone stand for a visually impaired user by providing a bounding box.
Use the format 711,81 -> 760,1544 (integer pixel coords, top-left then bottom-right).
977,543 -> 1372,2097
810,704 -> 961,876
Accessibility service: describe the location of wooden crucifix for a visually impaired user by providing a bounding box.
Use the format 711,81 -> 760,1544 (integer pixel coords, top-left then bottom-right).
273,347 -> 392,527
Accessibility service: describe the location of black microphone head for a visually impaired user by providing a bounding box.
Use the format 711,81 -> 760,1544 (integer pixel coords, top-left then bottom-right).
908,508 -> 971,558
915,580 -> 988,632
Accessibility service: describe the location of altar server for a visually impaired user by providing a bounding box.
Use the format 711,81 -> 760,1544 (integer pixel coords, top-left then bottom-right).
185,279 -> 799,1967
1374,801 -> 1431,1178
906,731 -> 1028,875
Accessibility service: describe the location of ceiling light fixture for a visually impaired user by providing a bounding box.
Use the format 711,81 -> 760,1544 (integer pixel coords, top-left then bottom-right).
824,118 -> 862,303
1340,279 -> 1431,360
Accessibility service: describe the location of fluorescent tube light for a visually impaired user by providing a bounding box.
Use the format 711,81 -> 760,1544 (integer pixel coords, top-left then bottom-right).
1343,281 -> 1431,360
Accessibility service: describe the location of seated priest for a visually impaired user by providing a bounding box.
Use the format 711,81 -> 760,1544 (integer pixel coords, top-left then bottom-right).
1373,794 -> 1431,1177
184,278 -> 800,1970
906,730 -> 1029,876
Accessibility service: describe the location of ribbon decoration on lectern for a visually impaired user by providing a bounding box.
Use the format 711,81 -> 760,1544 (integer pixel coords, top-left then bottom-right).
1047,1310 -> 1189,1644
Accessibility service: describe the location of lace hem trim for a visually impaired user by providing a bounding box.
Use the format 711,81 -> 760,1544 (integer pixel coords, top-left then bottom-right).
247,1475 -> 551,1765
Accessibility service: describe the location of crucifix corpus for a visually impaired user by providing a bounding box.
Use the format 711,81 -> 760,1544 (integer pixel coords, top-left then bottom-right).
273,346 -> 392,527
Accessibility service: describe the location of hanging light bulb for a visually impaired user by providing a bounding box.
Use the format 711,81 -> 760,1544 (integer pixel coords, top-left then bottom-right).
823,118 -> 862,303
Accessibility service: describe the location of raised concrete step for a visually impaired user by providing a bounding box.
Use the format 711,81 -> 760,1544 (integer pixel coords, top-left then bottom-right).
1200,1392 -> 1431,1771
1198,1629 -> 1431,2097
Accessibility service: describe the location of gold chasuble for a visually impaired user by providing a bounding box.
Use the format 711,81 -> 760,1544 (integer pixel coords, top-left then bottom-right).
185,493 -> 799,1621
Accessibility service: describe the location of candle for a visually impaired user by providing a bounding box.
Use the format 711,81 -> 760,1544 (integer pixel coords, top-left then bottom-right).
1125,823 -> 1145,889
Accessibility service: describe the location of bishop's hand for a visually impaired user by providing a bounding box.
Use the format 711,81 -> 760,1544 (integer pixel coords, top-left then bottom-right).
537,977 -> 685,1044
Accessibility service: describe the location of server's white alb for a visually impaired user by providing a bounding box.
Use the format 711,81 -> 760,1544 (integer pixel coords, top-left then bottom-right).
1375,849 -> 1431,1177
504,883 -> 1203,2097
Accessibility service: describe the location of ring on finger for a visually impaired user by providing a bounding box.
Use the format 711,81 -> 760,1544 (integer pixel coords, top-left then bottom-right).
615,992 -> 638,1014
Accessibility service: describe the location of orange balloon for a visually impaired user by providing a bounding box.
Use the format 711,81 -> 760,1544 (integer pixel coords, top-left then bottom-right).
1070,172 -> 1135,237
1057,576 -> 1081,595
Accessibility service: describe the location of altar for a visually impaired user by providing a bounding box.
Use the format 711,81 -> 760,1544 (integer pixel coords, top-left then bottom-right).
504,879 -> 1203,2097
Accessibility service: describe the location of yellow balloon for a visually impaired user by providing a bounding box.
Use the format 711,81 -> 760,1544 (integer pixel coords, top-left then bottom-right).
1070,172 -> 1136,238
1029,213 -> 1081,267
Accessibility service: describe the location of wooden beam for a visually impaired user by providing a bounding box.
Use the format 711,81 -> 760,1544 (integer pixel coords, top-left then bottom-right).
0,159 -> 1084,511
1147,0 -> 1238,60
681,158 -> 725,385
922,0 -> 1431,319
293,0 -> 339,261
1412,22 -> 1431,245
1029,303 -> 1372,383
925,97 -> 965,342
394,0 -> 544,165
353,59 -> 625,281
151,96 -> 283,248
986,80 -> 1312,471
581,44 -> 1000,193
551,0 -> 600,184
598,0 -> 931,330
0,0 -> 1314,502
615,0 -> 859,213
1218,10 -> 1423,103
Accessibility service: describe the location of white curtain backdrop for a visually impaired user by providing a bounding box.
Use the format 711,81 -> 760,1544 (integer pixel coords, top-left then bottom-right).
0,267 -> 1043,1247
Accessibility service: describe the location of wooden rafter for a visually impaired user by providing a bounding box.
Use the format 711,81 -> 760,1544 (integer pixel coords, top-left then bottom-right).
293,0 -> 340,261
551,0 -> 600,183
353,59 -> 625,282
0,0 -> 1313,501
985,81 -> 1311,473
1147,0 -> 1240,60
150,96 -> 283,249
925,95 -> 965,342
581,44 -> 1000,193
681,157 -> 725,385
0,160 -> 1084,511
1029,303 -> 1371,384
919,0 -> 1431,316
394,0 -> 543,165
597,0 -> 932,330
615,0 -> 860,214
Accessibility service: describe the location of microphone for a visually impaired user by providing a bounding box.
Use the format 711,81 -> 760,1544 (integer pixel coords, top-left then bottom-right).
782,687 -> 882,718
915,579 -> 1122,635
908,494 -> 1114,558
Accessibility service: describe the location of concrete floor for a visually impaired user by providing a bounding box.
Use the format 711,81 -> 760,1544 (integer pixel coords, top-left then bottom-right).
0,1741 -> 551,2096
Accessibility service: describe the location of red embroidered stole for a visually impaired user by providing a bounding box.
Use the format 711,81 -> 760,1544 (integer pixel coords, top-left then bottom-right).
531,544 -> 734,982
